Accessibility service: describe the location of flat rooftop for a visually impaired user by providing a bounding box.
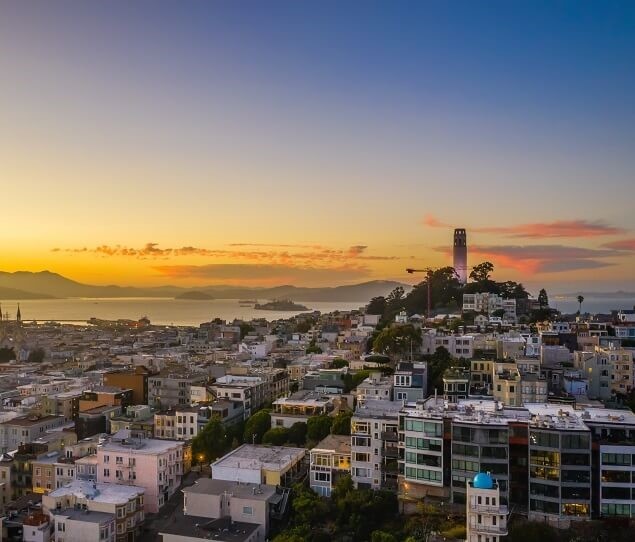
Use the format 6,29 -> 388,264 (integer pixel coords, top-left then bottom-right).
100,434 -> 182,454
48,479 -> 144,503
184,478 -> 277,501
353,399 -> 403,420
53,508 -> 115,524
312,434 -> 351,455
160,515 -> 259,542
211,444 -> 306,472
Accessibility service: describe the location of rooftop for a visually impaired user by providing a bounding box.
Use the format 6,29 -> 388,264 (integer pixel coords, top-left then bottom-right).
53,508 -> 115,524
211,444 -> 306,472
311,434 -> 351,455
160,515 -> 259,542
184,478 -> 277,501
353,399 -> 403,420
100,432 -> 183,454
48,479 -> 144,503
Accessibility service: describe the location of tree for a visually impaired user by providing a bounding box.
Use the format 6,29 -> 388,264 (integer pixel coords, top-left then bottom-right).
577,295 -> 585,313
287,422 -> 307,446
307,414 -> 332,442
239,323 -> 255,340
306,339 -> 322,354
262,427 -> 290,446
191,416 -> 229,464
492,309 -> 506,318
538,288 -> 549,309
469,261 -> 494,283
0,347 -> 16,363
372,324 -> 422,359
372,532 -> 398,542
295,320 -> 311,334
366,296 -> 387,316
243,410 -> 271,444
331,358 -> 349,369
331,411 -> 352,436
289,381 -> 299,393
27,348 -> 45,363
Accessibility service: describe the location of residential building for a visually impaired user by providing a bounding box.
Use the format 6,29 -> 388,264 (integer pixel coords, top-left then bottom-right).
443,368 -> 469,403
97,431 -> 184,513
271,391 -> 336,428
148,372 -> 207,409
466,472 -> 509,542
210,375 -> 267,418
103,366 -> 150,405
210,444 -> 306,487
393,362 -> 428,402
355,372 -> 393,402
309,434 -> 351,497
351,400 -> 401,491
0,415 -> 66,453
50,508 -> 115,542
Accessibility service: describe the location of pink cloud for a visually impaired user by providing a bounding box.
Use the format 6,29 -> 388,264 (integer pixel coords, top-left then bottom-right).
602,238 -> 635,251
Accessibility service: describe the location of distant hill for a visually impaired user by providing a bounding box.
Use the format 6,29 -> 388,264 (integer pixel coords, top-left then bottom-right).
175,291 -> 214,301
0,271 -> 407,303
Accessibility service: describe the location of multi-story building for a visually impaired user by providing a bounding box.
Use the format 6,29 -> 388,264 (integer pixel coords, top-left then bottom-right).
309,434 -> 351,497
50,509 -> 116,542
97,431 -> 184,513
32,452 -> 76,494
148,372 -> 207,409
443,368 -> 470,403
527,407 -> 592,527
109,405 -> 155,438
43,480 -> 145,542
355,372 -> 393,402
351,400 -> 401,491
0,415 -> 66,453
491,362 -> 522,407
271,391 -> 336,428
393,362 -> 428,402
210,375 -> 267,418
466,472 -> 509,542
103,366 -> 150,405
422,332 -> 474,359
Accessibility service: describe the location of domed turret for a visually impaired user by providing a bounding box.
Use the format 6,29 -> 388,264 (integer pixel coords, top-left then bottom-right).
472,472 -> 494,489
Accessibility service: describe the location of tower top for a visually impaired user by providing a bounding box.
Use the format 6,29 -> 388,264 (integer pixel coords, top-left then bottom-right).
16,303 -> 21,323
454,228 -> 467,247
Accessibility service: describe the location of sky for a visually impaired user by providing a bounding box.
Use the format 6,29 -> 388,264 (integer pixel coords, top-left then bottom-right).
1,1 -> 634,293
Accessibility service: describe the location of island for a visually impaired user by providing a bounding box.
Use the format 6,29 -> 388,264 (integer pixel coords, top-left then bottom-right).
254,299 -> 309,311
175,291 -> 214,301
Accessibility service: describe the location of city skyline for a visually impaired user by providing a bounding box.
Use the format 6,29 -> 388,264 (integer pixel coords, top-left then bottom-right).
2,1 -> 635,290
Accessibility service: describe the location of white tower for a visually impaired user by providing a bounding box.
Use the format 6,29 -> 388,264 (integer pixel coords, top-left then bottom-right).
453,228 -> 468,284
466,472 -> 508,542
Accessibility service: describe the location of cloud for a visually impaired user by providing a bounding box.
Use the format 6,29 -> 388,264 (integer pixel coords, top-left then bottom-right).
228,243 -> 325,249
153,263 -> 370,286
602,238 -> 635,251
423,215 -> 625,238
435,244 -> 621,274
51,243 -> 398,263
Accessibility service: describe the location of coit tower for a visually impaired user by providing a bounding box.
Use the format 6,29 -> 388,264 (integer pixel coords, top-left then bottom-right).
453,228 -> 468,284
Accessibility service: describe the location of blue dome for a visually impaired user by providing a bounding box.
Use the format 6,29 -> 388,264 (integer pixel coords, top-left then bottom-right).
473,472 -> 494,489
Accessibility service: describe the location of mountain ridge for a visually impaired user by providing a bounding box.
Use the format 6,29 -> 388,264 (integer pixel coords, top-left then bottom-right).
0,271 -> 407,302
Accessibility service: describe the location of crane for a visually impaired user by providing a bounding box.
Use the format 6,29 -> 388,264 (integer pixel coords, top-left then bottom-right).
406,268 -> 434,320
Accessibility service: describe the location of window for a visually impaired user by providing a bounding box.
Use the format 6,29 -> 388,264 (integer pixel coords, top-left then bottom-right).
103,468 -> 110,477
314,472 -> 330,482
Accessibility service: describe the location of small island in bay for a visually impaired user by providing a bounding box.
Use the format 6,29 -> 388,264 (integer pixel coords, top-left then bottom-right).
175,291 -> 214,301
254,299 -> 309,311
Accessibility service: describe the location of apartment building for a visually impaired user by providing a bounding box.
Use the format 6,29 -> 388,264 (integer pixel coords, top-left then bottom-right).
0,415 -> 66,453
443,368 -> 470,403
356,372 -> 393,402
351,400 -> 401,491
43,480 -> 145,542
466,473 -> 509,542
310,434 -> 351,497
103,366 -> 150,405
50,509 -> 115,542
148,372 -> 207,409
393,362 -> 428,402
271,391 -> 336,428
97,431 -> 184,513
210,375 -> 267,418
422,332 -> 474,359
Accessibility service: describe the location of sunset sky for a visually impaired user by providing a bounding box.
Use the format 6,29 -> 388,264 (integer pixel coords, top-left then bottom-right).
1,1 -> 634,292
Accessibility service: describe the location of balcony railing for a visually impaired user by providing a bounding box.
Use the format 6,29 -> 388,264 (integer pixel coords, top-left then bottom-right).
469,524 -> 508,535
470,503 -> 509,514
381,431 -> 398,442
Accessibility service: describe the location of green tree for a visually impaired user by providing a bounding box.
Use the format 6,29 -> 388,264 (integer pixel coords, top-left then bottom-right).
469,261 -> 494,282
243,410 -> 271,444
492,309 -> 506,318
295,320 -> 311,334
289,381 -> 299,393
366,296 -> 387,316
331,411 -> 352,436
262,427 -> 290,446
538,288 -> 549,309
331,358 -> 349,369
307,414 -> 332,442
306,339 -> 322,354
240,323 -> 255,339
287,422 -> 307,446
426,346 -> 459,394
372,531 -> 398,542
27,348 -> 45,363
577,294 -> 584,313
191,416 -> 229,464
372,324 -> 422,359
0,347 -> 16,363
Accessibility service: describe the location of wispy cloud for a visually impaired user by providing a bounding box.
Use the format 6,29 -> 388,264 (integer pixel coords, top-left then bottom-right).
51,243 -> 397,263
423,215 -> 625,238
228,243 -> 325,249
602,238 -> 635,251
436,244 -> 621,274
153,263 -> 370,285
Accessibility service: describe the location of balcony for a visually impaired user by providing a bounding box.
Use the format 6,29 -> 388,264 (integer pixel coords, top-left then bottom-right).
384,445 -> 399,459
470,503 -> 509,514
469,524 -> 508,535
381,431 -> 398,442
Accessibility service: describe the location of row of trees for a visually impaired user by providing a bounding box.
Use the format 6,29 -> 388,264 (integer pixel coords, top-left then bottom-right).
192,409 -> 354,465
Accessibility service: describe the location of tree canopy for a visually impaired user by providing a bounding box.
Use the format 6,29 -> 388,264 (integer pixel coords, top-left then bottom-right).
243,409 -> 271,444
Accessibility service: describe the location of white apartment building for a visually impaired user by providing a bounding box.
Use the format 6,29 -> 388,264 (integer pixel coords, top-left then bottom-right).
466,473 -> 508,542
310,434 -> 351,497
